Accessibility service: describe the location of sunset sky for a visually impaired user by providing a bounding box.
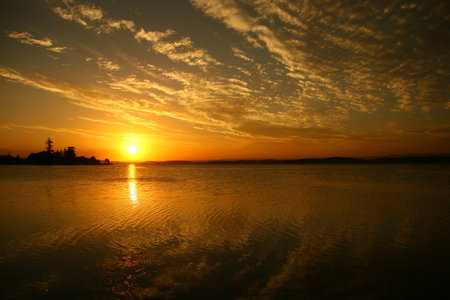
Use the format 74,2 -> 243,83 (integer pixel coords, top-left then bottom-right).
1,0 -> 449,161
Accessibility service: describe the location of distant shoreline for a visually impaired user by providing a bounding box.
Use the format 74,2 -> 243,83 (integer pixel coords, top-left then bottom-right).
2,155 -> 450,165
128,155 -> 450,165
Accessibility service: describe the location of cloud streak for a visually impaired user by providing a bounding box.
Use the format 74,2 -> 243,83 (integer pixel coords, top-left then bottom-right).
151,37 -> 221,67
6,31 -> 67,53
5,124 -> 111,141
96,57 -> 120,71
49,1 -> 220,67
48,0 -> 133,34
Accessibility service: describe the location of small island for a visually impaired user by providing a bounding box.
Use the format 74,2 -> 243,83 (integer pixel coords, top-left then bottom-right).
0,138 -> 111,165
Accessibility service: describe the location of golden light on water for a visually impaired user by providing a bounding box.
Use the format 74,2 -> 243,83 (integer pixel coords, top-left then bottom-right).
128,181 -> 138,207
128,164 -> 139,207
1,1 -> 450,161
128,164 -> 136,179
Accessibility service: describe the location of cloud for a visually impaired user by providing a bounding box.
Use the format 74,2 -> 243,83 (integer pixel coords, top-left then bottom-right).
427,124 -> 450,138
48,46 -> 67,53
104,75 -> 178,96
48,0 -> 135,34
43,0 -> 450,118
4,0 -> 450,149
231,47 -> 252,62
104,19 -> 135,31
7,31 -> 52,47
77,116 -> 125,126
233,120 -> 344,139
191,0 -> 255,32
0,125 -> 13,131
6,31 -> 67,53
190,0 -> 294,67
152,37 -> 221,66
0,66 -> 148,118
0,66 -> 234,138
6,124 -> 111,140
0,65 -> 320,142
191,0 -> 450,112
135,28 -> 221,67
96,57 -> 120,71
49,1 -> 219,67
134,28 -> 174,43
1,0 -> 449,159
51,1 -> 103,25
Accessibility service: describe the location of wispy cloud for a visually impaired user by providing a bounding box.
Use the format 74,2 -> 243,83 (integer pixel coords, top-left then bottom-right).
6,31 -> 67,53
50,0 -> 102,25
49,1 -> 220,67
77,116 -> 125,126
0,65 -> 336,141
104,74 -> 178,96
96,57 -> 120,71
48,0 -> 135,34
0,125 -> 13,131
0,66 -> 222,138
152,37 -> 221,67
0,66 -> 145,118
231,47 -> 252,62
135,28 -> 220,67
5,124 -> 111,140
233,120 -> 345,140
104,19 -> 135,32
134,28 -> 174,43
191,0 -> 450,112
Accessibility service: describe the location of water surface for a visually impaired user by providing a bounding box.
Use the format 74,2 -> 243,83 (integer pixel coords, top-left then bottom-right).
1,164 -> 450,299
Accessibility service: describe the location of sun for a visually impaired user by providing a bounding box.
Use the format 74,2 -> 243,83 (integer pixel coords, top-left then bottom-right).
122,138 -> 147,161
127,145 -> 137,155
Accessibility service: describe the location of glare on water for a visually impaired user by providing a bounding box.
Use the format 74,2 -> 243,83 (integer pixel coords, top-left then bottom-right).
0,164 -> 449,299
128,164 -> 139,207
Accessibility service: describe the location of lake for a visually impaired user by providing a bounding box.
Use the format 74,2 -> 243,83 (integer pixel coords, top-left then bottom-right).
1,164 -> 450,299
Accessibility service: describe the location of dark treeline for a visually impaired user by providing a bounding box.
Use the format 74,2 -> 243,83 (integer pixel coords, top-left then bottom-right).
0,138 -> 111,165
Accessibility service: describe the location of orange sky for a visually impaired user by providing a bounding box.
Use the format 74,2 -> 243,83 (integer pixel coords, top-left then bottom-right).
1,0 -> 449,161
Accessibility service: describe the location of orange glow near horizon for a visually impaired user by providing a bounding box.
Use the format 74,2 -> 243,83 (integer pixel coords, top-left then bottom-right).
2,133 -> 450,162
1,1 -> 449,160
118,137 -> 149,162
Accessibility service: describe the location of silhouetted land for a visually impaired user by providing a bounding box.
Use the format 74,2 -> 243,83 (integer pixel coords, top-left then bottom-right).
145,155 -> 450,165
2,137 -> 449,165
0,138 -> 111,165
3,154 -> 450,165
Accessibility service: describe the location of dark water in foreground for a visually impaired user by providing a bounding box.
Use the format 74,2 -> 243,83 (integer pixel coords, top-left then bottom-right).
1,164 -> 450,299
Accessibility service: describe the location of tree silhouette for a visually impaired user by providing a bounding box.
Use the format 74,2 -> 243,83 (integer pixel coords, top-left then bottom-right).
45,138 -> 53,153
2,138 -> 106,165
63,146 -> 76,164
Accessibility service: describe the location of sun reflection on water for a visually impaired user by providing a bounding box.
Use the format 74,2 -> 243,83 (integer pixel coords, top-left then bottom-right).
128,164 -> 139,207
128,164 -> 136,179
